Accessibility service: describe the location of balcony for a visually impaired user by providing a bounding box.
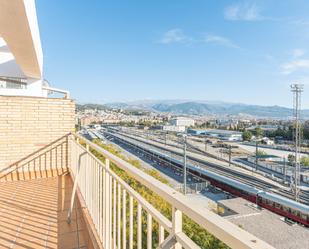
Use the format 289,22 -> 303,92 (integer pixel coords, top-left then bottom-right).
0,133 -> 274,249
0,1 -> 274,248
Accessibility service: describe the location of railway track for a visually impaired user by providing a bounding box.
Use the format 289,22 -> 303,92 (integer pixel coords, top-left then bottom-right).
112,129 -> 309,200
102,129 -> 309,205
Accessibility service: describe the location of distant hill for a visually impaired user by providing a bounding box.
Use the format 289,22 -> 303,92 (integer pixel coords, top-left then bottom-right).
105,100 -> 309,119
76,103 -> 109,111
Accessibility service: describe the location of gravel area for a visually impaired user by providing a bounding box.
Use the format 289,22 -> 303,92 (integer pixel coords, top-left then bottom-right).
219,198 -> 309,249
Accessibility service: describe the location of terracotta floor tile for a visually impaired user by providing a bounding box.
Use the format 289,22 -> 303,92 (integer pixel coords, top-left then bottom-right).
0,175 -> 91,248
58,231 -> 79,248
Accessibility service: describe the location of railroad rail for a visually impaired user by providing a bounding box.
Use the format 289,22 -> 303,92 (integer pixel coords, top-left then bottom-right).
102,129 -> 309,205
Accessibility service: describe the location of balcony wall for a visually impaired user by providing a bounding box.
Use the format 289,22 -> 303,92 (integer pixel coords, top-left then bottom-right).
0,96 -> 75,168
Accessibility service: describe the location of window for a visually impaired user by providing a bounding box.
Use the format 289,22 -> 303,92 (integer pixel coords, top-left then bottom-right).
0,77 -> 27,89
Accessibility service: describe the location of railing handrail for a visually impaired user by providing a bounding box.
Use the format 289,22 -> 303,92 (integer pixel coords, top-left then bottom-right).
42,86 -> 70,99
70,137 -> 173,233
0,133 -> 70,176
73,133 -> 274,249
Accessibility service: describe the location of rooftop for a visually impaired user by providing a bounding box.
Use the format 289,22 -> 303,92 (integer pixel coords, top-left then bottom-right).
219,197 -> 309,249
189,129 -> 243,135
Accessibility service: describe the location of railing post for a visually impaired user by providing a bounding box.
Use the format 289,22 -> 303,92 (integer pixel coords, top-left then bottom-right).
157,207 -> 182,249
172,207 -> 182,249
129,196 -> 133,249
147,213 -> 152,249
65,135 -> 69,170
123,189 -> 127,249
117,183 -> 121,249
137,203 -> 142,249
67,151 -> 87,224
105,158 -> 111,249
113,179 -> 117,249
158,225 -> 164,245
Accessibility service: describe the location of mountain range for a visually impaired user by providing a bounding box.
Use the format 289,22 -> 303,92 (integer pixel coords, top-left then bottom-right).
80,100 -> 309,119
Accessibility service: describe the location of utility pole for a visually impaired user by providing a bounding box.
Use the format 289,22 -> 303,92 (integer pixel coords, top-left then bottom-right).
255,140 -> 259,171
228,145 -> 232,167
283,157 -> 287,183
204,137 -> 207,152
165,132 -> 167,146
291,84 -> 303,202
183,134 -> 187,195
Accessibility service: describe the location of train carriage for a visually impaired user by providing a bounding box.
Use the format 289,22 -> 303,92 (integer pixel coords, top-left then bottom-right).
257,192 -> 309,226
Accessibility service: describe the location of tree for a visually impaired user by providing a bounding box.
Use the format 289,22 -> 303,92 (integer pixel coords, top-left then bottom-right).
288,154 -> 295,165
256,150 -> 267,156
87,139 -> 228,249
242,131 -> 252,141
254,127 -> 264,138
300,156 -> 309,167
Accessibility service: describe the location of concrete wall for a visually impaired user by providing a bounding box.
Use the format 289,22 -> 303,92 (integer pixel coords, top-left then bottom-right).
0,96 -> 75,168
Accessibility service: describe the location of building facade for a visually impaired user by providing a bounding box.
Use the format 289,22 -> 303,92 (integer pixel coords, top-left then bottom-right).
170,117 -> 195,127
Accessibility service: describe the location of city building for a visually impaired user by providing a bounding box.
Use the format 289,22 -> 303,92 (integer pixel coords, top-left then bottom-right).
261,137 -> 275,145
163,125 -> 186,132
216,119 -> 239,128
205,129 -> 243,141
247,125 -> 282,132
170,116 -> 195,127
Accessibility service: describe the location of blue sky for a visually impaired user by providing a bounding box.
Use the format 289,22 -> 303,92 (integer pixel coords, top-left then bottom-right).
37,0 -> 309,107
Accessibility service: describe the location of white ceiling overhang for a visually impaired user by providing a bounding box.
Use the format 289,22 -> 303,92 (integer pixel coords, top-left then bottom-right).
0,0 -> 43,79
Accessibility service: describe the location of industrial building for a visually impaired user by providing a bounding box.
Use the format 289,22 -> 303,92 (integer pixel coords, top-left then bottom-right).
187,129 -> 243,141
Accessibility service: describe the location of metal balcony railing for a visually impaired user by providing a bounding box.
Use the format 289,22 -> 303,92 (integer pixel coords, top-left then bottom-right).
68,134 -> 274,249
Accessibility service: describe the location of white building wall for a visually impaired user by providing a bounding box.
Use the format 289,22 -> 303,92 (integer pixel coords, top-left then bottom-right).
170,117 -> 195,127
163,125 -> 186,132
0,78 -> 48,97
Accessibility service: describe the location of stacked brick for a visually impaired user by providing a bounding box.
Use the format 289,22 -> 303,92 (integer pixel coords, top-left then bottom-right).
0,96 -> 75,169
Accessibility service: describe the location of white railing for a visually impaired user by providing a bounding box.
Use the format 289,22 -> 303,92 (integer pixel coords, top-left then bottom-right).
42,86 -> 70,99
68,134 -> 274,249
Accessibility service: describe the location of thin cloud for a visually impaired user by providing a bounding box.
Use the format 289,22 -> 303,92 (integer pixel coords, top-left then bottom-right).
158,30 -> 238,49
224,2 -> 264,21
158,29 -> 193,44
290,19 -> 309,26
204,34 -> 239,48
291,49 -> 306,58
281,59 -> 309,75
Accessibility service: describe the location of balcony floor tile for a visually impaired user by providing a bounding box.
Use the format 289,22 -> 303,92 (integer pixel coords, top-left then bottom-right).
0,174 -> 90,249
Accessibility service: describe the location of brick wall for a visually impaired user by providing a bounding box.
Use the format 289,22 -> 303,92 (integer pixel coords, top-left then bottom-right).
0,96 -> 75,168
